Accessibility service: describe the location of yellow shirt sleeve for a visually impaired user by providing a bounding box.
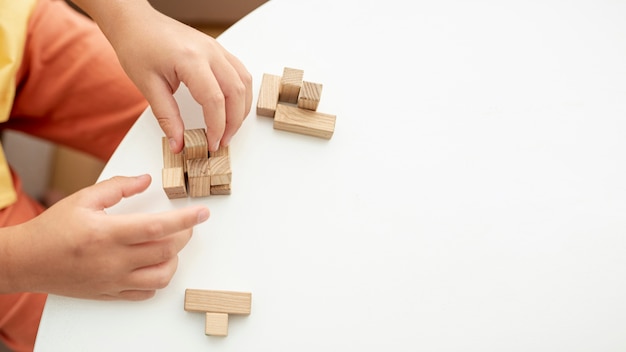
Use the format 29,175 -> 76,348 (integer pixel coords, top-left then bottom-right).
0,0 -> 38,209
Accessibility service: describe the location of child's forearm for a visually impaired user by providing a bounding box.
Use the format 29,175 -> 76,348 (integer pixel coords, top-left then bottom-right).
0,225 -> 29,294
69,0 -> 155,48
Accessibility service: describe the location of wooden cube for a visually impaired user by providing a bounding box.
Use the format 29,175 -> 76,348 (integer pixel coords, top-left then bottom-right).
187,159 -> 211,197
183,128 -> 208,160
297,81 -> 323,111
209,145 -> 229,158
205,312 -> 229,337
209,156 -> 232,186
279,67 -> 304,104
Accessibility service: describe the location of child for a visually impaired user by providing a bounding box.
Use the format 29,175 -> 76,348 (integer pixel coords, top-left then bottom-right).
0,0 -> 252,350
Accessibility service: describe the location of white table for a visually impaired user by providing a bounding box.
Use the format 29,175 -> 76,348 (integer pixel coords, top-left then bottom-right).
35,1 -> 626,350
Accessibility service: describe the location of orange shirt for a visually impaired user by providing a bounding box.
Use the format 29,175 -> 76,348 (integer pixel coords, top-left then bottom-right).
0,0 -> 37,209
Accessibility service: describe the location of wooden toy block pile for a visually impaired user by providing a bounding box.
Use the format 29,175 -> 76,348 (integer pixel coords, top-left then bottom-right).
162,128 -> 232,199
257,67 -> 336,139
184,289 -> 252,337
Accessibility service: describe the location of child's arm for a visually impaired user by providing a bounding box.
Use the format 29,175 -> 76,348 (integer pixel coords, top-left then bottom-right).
0,175 -> 209,299
71,0 -> 252,153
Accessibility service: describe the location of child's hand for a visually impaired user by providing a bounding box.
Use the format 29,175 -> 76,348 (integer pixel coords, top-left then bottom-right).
75,0 -> 253,153
3,175 -> 209,300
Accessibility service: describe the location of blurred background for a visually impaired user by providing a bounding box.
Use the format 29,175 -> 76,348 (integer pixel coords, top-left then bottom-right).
2,0 -> 267,208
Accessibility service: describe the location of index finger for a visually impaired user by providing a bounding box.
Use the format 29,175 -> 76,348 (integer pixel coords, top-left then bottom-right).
109,206 -> 210,245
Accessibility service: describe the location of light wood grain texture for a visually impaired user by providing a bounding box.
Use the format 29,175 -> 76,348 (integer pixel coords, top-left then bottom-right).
162,167 -> 187,199
273,103 -> 336,139
211,183 -> 232,195
256,73 -> 281,117
187,159 -> 211,197
162,136 -> 188,198
209,156 -> 232,186
209,145 -> 231,191
184,289 -> 252,315
183,128 -> 208,160
205,312 -> 229,337
297,81 -> 323,111
279,67 -> 304,104
209,145 -> 229,158
162,137 -> 184,169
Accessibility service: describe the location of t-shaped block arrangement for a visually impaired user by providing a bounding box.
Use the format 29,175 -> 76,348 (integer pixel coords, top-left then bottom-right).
184,289 -> 252,337
257,67 -> 336,139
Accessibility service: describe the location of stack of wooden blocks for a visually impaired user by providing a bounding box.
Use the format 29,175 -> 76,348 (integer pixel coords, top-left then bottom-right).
162,128 -> 232,199
257,67 -> 336,139
184,289 -> 252,337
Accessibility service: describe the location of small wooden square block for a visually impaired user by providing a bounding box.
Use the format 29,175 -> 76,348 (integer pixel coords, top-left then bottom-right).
297,81 -> 323,111
209,156 -> 232,186
205,312 -> 229,337
209,145 -> 229,158
183,128 -> 208,160
187,159 -> 211,197
279,67 -> 304,104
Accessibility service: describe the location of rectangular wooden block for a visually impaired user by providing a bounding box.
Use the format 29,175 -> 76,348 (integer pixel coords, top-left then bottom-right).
205,312 -> 229,337
209,156 -> 232,186
256,73 -> 281,117
187,159 -> 211,197
162,167 -> 187,199
210,183 -> 231,195
297,81 -> 323,111
162,137 -> 184,169
185,289 -> 252,315
279,67 -> 304,104
183,128 -> 208,160
274,103 -> 336,139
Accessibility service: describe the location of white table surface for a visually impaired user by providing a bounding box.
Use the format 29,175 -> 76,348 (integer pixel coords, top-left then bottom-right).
35,0 -> 626,350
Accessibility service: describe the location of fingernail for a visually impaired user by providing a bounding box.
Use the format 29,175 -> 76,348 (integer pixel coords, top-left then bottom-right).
197,208 -> 210,224
131,174 -> 151,187
169,138 -> 177,151
221,135 -> 231,147
213,139 -> 221,152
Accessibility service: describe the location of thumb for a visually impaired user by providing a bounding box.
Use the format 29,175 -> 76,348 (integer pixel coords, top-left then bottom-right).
85,174 -> 152,211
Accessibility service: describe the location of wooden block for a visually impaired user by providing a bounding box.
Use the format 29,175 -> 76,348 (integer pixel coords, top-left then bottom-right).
209,145 -> 229,158
162,167 -> 187,199
256,74 -> 281,117
205,312 -> 229,337
162,137 -> 184,169
185,289 -> 252,315
209,156 -> 232,186
187,159 -> 211,197
183,128 -> 208,160
211,183 -> 231,195
279,67 -> 304,104
273,103 -> 336,139
297,81 -> 323,111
